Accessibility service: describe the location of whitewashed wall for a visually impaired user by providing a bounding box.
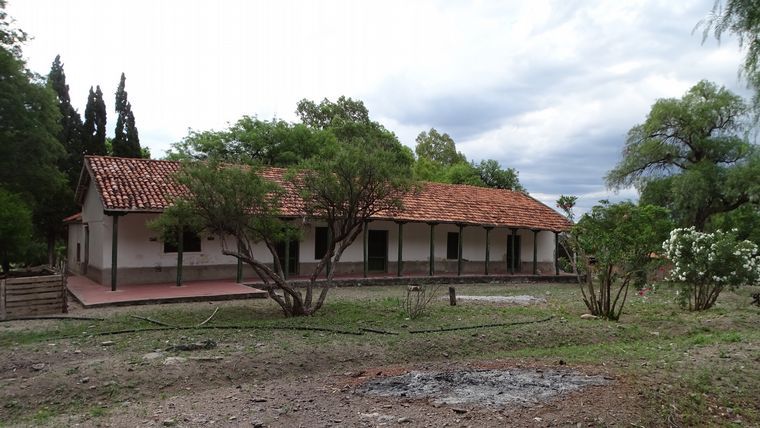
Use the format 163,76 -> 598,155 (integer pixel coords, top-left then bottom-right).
98,218 -> 557,269
80,183 -> 105,269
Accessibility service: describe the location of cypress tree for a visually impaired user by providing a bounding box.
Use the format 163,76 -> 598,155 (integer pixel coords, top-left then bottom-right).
48,54 -> 83,186
82,85 -> 107,155
113,72 -> 141,157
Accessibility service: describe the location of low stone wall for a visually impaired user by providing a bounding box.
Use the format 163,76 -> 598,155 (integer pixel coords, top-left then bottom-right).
0,274 -> 66,320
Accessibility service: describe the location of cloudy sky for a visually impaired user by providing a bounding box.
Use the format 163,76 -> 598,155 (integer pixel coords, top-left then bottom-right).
7,0 -> 750,212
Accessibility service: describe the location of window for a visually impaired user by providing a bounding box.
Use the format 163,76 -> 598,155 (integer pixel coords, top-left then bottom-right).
164,230 -> 202,253
447,232 -> 459,260
314,227 -> 328,259
76,243 -> 81,263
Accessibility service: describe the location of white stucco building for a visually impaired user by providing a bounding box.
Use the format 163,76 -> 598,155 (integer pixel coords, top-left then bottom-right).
66,156 -> 571,289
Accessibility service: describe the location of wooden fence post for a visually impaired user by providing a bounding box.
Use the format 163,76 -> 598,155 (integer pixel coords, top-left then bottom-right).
1,278 -> 6,320
448,286 -> 456,306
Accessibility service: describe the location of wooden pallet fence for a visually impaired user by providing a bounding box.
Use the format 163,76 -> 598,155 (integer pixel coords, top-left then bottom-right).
0,274 -> 66,320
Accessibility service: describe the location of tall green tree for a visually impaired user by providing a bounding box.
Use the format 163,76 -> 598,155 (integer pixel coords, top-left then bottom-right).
0,1 -> 67,266
606,80 -> 759,230
296,96 -> 411,157
48,55 -> 83,186
477,159 -> 525,191
415,128 -> 467,166
412,128 -> 525,191
82,85 -> 107,155
700,0 -> 760,110
113,72 -> 142,158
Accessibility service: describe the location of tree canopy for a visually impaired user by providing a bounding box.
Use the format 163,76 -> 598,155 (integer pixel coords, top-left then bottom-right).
606,80 -> 759,230
700,0 -> 760,110
414,128 -> 466,166
167,117 -> 328,165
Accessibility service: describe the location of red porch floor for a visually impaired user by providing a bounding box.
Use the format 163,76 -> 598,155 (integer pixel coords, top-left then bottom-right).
67,274 -> 267,308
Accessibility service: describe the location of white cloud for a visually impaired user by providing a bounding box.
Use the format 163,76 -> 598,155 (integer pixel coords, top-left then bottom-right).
7,0 -> 748,199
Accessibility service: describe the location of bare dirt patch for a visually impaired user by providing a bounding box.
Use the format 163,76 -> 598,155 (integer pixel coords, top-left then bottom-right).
357,368 -> 609,407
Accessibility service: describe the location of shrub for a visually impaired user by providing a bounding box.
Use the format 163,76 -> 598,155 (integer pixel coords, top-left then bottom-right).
662,227 -> 760,311
571,201 -> 672,320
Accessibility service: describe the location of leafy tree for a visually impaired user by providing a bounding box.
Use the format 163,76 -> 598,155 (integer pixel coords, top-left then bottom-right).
606,80 -> 759,230
414,128 -> 467,166
0,4 -> 67,268
296,96 -> 371,136
167,117 -> 325,165
113,72 -> 141,157
152,161 -> 302,314
663,227 -> 760,310
158,97 -> 414,316
445,162 -> 483,186
292,139 -> 414,314
571,201 -> 672,320
0,188 -> 33,273
296,96 -> 411,158
699,0 -> 760,110
82,85 -> 107,155
412,128 -> 525,191
477,159 -> 525,191
48,55 -> 84,187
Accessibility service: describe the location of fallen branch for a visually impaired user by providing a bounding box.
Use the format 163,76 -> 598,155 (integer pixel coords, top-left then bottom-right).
58,323 -> 366,339
408,316 -> 554,334
129,315 -> 176,327
0,316 -> 105,322
359,327 -> 399,335
196,307 -> 219,327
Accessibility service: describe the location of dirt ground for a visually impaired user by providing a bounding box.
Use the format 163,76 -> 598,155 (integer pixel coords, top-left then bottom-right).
2,349 -> 641,428
0,314 -> 643,427
2,283 -> 757,427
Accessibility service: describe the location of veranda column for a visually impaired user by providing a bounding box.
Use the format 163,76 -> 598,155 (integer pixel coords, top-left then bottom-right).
235,240 -> 243,283
326,224 -> 332,279
109,213 -> 124,291
484,226 -> 492,275
510,228 -> 518,274
363,220 -> 369,278
284,239 -> 290,280
428,223 -> 437,276
457,224 -> 464,276
176,227 -> 184,287
554,231 -> 560,276
532,229 -> 539,275
396,222 -> 404,277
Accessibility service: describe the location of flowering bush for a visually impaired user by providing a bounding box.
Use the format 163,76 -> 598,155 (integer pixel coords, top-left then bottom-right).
662,227 -> 760,310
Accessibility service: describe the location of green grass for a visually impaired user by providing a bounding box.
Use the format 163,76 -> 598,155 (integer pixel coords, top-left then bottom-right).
1,282 -> 758,426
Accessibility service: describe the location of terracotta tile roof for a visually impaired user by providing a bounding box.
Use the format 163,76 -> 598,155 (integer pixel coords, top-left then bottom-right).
81,156 -> 571,231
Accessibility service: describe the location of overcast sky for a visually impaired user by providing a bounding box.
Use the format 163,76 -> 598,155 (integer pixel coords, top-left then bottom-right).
7,0 -> 750,213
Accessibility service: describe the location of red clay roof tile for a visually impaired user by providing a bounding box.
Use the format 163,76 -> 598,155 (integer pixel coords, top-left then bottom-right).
83,156 -> 571,231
